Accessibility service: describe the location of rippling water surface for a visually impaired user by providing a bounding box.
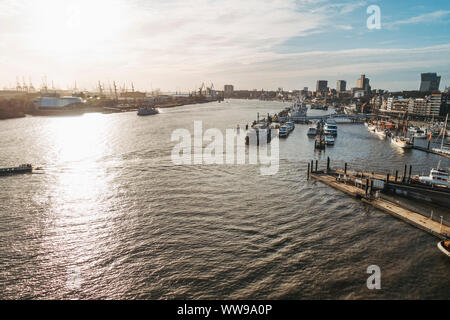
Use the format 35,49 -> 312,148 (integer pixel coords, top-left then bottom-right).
0,100 -> 449,299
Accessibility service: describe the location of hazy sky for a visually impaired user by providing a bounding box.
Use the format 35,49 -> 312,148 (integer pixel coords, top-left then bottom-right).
0,0 -> 449,92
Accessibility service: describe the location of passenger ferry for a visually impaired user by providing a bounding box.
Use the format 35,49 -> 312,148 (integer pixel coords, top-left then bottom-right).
324,120 -> 338,136
418,168 -> 450,188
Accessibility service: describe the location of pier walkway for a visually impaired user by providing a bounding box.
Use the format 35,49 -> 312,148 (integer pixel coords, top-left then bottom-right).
308,161 -> 450,240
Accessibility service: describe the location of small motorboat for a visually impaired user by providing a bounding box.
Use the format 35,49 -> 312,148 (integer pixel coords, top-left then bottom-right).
414,129 -> 427,139
375,127 -> 387,138
325,135 -> 335,145
437,240 -> 450,257
286,121 -> 295,133
307,127 -> 317,136
137,106 -> 159,116
279,125 -> 289,138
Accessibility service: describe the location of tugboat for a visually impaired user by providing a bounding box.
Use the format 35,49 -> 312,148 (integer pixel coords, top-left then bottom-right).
0,164 -> 33,176
437,240 -> 450,257
137,106 -> 159,116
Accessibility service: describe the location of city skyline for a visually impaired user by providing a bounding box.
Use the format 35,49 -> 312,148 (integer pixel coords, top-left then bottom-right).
0,0 -> 449,92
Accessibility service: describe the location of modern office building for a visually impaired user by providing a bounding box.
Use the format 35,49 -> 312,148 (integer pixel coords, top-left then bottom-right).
356,74 -> 371,93
316,80 -> 328,93
336,80 -> 346,92
419,73 -> 441,92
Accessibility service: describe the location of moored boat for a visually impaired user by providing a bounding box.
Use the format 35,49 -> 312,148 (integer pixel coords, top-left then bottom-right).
437,241 -> 450,257
137,106 -> 159,116
418,168 -> 450,188
307,127 -> 317,136
0,164 -> 33,176
391,135 -> 413,149
325,135 -> 335,145
279,125 -> 289,138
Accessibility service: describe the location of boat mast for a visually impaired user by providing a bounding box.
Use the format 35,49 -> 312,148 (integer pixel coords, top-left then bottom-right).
441,113 -> 448,149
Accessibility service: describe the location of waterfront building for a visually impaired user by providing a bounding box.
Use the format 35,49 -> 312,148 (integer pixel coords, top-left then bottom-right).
428,93 -> 442,118
336,80 -> 346,92
224,85 -> 234,98
419,73 -> 441,92
408,98 -> 429,116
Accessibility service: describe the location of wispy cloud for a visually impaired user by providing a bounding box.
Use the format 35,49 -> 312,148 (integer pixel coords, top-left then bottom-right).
387,10 -> 450,27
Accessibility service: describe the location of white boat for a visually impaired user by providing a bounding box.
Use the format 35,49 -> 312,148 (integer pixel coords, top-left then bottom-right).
418,168 -> 450,188
437,241 -> 450,257
408,126 -> 418,134
413,130 -> 427,139
324,120 -> 338,136
391,136 -> 413,149
375,128 -> 387,138
325,135 -> 335,145
307,127 -> 317,136
367,124 -> 376,132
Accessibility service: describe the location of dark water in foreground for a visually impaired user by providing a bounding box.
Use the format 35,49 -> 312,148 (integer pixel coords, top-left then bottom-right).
0,100 -> 449,299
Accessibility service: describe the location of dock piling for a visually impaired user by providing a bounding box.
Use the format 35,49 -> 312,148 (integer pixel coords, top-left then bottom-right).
395,170 -> 398,182
311,160 -> 314,173
408,165 -> 412,183
327,157 -> 330,173
402,165 -> 407,183
344,163 -> 347,175
315,160 -> 318,172
307,163 -> 310,180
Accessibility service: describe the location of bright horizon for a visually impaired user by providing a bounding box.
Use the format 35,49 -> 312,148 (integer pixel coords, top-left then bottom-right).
0,0 -> 449,92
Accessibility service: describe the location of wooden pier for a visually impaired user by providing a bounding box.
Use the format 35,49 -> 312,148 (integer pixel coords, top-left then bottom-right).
412,145 -> 450,159
308,159 -> 450,240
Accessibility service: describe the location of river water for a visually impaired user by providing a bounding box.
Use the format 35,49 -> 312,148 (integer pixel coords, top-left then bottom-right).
0,99 -> 449,299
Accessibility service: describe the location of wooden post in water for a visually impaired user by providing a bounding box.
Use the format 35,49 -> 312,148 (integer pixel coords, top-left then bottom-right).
408,165 -> 412,183
395,170 -> 398,182
365,179 -> 369,196
327,157 -> 330,173
386,173 -> 390,185
315,160 -> 318,172
370,180 -> 374,197
311,160 -> 314,173
307,163 -> 310,180
402,164 -> 407,183
344,163 -> 347,175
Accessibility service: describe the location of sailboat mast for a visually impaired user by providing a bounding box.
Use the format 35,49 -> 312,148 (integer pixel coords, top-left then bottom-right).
441,113 -> 448,149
